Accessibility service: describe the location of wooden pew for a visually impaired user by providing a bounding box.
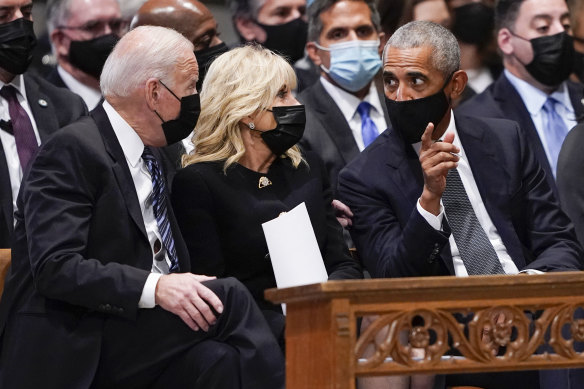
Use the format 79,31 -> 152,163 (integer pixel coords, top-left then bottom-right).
0,249 -> 10,299
265,273 -> 584,389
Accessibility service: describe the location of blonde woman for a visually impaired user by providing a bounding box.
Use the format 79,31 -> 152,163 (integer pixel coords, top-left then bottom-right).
171,45 -> 363,344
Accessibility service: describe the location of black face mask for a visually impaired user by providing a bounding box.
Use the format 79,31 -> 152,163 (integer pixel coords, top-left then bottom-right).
452,3 -> 494,47
154,81 -> 201,146
69,33 -> 120,79
0,18 -> 36,75
385,81 -> 451,144
251,105 -> 306,156
255,18 -> 308,63
513,31 -> 574,87
194,42 -> 229,91
574,50 -> 584,84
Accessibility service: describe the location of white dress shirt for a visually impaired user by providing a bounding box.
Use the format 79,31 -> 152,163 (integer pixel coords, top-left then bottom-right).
0,75 -> 41,220
414,112 -> 521,276
103,101 -> 171,308
504,70 -> 577,177
320,76 -> 387,151
58,66 -> 102,110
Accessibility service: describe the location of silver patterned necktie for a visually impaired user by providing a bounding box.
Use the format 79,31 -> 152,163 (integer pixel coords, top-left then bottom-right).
442,168 -> 505,275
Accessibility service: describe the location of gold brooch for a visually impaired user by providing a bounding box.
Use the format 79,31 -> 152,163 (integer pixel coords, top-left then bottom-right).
258,176 -> 272,188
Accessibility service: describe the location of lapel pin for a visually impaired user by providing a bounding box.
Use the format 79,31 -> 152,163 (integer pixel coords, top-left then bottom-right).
258,176 -> 272,189
38,99 -> 48,107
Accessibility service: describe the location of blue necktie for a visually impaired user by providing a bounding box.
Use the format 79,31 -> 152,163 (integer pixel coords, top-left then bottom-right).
142,146 -> 180,273
542,97 -> 569,177
357,101 -> 379,148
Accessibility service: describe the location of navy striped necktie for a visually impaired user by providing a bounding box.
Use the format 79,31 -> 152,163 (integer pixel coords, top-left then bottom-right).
142,146 -> 180,273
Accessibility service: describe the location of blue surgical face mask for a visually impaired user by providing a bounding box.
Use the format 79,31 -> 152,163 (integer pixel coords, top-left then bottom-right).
315,39 -> 382,92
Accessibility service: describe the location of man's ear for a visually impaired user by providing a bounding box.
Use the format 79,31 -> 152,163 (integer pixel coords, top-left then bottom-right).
50,29 -> 69,57
306,41 -> 322,66
145,78 -> 161,111
234,16 -> 266,42
498,28 -> 514,55
448,70 -> 468,100
377,32 -> 386,56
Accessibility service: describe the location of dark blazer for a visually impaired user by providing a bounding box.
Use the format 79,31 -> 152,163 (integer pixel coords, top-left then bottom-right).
0,105 -> 190,388
44,67 -> 68,89
558,123 -> 584,247
338,114 -> 583,279
0,73 -> 87,248
171,151 -> 363,311
298,78 -> 390,197
456,73 -> 584,197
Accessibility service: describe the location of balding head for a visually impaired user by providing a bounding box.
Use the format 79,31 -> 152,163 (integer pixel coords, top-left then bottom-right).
132,0 -> 222,51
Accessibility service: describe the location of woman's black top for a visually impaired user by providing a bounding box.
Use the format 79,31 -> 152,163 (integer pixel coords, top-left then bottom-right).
171,151 -> 362,311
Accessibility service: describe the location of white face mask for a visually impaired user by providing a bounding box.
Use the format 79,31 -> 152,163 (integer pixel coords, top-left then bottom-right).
315,39 -> 382,92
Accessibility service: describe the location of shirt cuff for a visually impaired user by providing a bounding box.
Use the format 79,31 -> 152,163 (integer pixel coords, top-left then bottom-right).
138,273 -> 163,308
519,269 -> 545,275
417,198 -> 444,231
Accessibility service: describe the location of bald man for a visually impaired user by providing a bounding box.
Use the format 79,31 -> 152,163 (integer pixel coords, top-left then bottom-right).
133,0 -> 228,93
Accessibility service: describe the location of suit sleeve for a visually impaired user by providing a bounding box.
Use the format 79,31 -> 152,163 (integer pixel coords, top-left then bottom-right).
338,156 -> 451,279
22,129 -> 149,320
514,123 -> 584,271
171,166 -> 226,277
309,153 -> 363,280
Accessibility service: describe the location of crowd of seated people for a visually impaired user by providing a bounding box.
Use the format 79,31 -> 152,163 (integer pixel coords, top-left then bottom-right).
0,0 -> 583,388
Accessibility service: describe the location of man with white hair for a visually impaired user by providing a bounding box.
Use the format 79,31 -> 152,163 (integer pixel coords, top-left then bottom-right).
0,25 -> 285,389
45,0 -> 126,109
228,0 -> 308,64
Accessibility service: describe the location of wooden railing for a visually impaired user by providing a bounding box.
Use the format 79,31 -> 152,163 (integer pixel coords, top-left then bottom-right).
0,249 -> 10,299
265,272 -> 584,389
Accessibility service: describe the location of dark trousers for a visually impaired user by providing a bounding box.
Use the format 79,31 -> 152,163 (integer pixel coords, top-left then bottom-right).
91,277 -> 285,389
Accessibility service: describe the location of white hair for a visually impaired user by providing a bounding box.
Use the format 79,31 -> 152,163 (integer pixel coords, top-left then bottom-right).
100,25 -> 195,98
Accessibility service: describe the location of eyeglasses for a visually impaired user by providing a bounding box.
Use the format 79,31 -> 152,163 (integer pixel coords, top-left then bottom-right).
58,18 -> 128,37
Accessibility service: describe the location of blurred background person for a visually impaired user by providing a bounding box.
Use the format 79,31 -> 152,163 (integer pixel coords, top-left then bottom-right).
569,0 -> 584,83
120,0 -> 146,27
399,0 -> 451,28
171,45 -> 363,347
45,0 -> 126,109
457,0 -> 583,196
227,0 -> 308,64
0,0 -> 87,248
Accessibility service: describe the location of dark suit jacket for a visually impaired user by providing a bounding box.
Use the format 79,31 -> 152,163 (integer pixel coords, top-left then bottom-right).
171,151 -> 363,311
298,78 -> 390,197
44,67 -> 67,89
558,123 -> 584,247
338,114 -> 583,279
0,73 -> 87,248
456,73 -> 584,197
0,105 -> 190,388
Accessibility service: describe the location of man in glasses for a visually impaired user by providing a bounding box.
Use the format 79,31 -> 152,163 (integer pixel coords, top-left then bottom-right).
45,0 -> 127,109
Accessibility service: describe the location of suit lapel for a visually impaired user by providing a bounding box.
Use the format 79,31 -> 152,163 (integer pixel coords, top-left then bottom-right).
91,105 -> 148,242
384,130 -> 424,210
310,82 -> 360,163
24,74 -> 60,141
0,140 -> 12,242
492,75 -> 556,191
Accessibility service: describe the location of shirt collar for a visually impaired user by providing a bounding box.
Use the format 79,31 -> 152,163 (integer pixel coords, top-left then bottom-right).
319,76 -> 383,122
58,66 -> 102,109
504,69 -> 573,115
102,100 -> 144,168
0,74 -> 27,100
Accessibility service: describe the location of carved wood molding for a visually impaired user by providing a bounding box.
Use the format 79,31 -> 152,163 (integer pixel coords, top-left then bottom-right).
355,303 -> 584,375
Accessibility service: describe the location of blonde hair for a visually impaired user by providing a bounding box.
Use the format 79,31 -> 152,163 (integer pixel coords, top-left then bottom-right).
182,45 -> 304,171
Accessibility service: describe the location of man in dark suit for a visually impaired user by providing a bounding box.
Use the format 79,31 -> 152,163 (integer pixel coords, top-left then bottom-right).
132,0 -> 229,189
457,0 -> 584,196
0,25 -> 284,389
45,0 -> 126,110
0,0 -> 87,249
299,0 -> 389,197
339,21 -> 583,389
